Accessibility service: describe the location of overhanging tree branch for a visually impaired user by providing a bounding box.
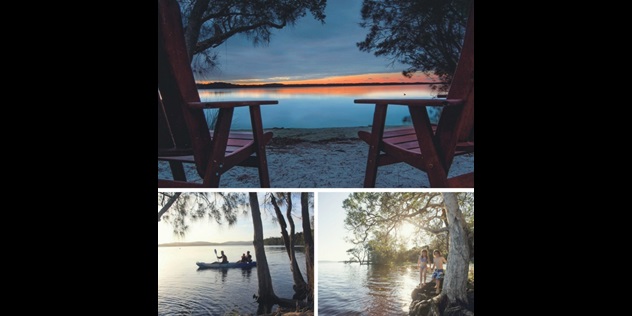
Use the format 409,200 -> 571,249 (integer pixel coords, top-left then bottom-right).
158,192 -> 181,222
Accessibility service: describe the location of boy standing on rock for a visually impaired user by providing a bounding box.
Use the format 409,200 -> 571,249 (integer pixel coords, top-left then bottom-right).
430,250 -> 447,294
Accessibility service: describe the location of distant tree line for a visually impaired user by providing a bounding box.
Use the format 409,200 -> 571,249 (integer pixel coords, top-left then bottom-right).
264,231 -> 312,246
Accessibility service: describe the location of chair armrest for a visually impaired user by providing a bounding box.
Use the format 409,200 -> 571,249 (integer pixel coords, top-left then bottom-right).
188,100 -> 278,109
353,98 -> 463,107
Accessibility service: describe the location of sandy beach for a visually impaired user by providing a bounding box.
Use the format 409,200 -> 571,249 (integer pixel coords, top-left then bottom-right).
158,127 -> 474,188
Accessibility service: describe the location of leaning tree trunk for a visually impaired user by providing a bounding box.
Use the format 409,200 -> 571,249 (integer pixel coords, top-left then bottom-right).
250,193 -> 279,314
301,192 -> 314,302
270,195 -> 293,259
157,192 -> 181,221
442,192 -> 470,306
285,193 -> 308,300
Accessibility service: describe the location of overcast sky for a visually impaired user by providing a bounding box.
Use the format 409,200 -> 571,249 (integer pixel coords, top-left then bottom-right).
195,0 -> 430,84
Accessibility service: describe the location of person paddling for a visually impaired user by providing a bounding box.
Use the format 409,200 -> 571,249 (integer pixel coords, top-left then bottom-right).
216,250 -> 228,264
246,251 -> 253,263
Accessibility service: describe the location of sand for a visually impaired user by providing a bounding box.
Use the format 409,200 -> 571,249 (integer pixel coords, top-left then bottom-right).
157,127 -> 474,188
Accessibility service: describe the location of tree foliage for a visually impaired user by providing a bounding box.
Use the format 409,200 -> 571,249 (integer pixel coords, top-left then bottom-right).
177,0 -> 327,72
343,192 -> 474,265
346,244 -> 369,264
357,0 -> 471,90
157,192 -> 249,238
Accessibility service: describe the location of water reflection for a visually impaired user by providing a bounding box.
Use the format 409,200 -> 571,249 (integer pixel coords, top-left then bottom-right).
197,84 -> 440,129
159,246 -> 303,315
318,262 -> 417,315
242,267 -> 252,279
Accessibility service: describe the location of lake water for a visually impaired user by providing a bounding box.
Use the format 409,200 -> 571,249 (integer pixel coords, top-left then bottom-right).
198,84 -> 442,129
158,245 -> 306,315
317,261 -> 420,315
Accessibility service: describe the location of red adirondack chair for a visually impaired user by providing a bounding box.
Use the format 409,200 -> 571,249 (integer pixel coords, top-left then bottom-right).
158,0 -> 277,188
355,4 -> 474,188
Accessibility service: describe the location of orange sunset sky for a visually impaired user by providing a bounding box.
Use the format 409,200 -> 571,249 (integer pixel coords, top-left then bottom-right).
197,72 -> 438,86
193,1 -> 438,87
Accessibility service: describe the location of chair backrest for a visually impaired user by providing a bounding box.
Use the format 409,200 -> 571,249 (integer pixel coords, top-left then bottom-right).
158,0 -> 211,172
434,3 -> 474,169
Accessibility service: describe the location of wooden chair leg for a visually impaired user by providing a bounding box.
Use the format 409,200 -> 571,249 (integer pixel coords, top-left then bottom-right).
203,108 -> 234,187
168,161 -> 187,182
408,106 -> 449,187
363,104 -> 388,188
249,105 -> 271,188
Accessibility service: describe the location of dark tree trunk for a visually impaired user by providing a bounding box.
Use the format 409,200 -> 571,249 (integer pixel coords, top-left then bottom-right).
301,192 -> 314,302
249,193 -> 278,314
270,194 -> 292,259
285,193 -> 308,300
157,192 -> 181,221
270,194 -> 307,300
183,0 -> 210,61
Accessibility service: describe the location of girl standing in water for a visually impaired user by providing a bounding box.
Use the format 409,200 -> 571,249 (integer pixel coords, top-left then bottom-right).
417,249 -> 429,286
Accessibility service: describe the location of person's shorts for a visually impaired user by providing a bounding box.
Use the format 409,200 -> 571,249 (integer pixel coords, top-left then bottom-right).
432,269 -> 444,279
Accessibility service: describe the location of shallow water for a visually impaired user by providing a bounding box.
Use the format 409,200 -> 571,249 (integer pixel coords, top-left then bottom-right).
158,245 -> 306,315
318,261 -> 420,315
198,84 -> 441,129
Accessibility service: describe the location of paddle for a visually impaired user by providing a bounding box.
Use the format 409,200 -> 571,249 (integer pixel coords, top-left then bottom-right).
214,249 -> 218,264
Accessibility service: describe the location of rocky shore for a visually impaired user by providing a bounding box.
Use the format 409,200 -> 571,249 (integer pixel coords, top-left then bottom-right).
409,280 -> 474,316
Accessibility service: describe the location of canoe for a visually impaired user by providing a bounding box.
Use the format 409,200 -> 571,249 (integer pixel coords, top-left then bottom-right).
196,261 -> 257,269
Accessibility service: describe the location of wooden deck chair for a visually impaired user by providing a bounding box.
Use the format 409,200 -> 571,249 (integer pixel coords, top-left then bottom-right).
355,4 -> 474,188
158,0 -> 277,188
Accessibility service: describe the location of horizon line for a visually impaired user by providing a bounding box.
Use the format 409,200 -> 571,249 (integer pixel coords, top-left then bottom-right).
196,81 -> 444,88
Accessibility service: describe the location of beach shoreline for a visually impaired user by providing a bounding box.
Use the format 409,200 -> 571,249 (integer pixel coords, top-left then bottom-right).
158,126 -> 474,188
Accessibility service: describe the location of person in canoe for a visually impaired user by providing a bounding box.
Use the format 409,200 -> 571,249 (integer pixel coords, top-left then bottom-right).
216,250 -> 228,264
240,253 -> 248,263
246,251 -> 253,263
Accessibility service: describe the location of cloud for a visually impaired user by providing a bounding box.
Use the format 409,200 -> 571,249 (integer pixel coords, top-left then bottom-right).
196,0 -> 408,83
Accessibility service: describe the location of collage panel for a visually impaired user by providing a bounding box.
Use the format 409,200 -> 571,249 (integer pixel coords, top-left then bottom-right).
158,0 -> 475,314
158,0 -> 474,190
158,192 -> 315,315
317,191 -> 474,315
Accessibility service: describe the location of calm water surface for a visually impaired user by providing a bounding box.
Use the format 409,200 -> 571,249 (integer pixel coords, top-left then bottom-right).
158,245 -> 306,315
198,84 -> 442,129
318,261 -> 420,315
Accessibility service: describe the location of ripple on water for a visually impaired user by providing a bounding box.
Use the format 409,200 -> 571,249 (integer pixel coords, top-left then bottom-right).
159,246 -> 304,315
319,262 -> 415,315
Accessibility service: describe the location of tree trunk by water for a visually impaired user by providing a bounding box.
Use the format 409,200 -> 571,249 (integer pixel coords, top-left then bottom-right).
250,193 -> 279,314
442,192 -> 470,309
270,194 -> 293,258
270,194 -> 308,300
286,194 -> 308,300
301,192 -> 314,302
